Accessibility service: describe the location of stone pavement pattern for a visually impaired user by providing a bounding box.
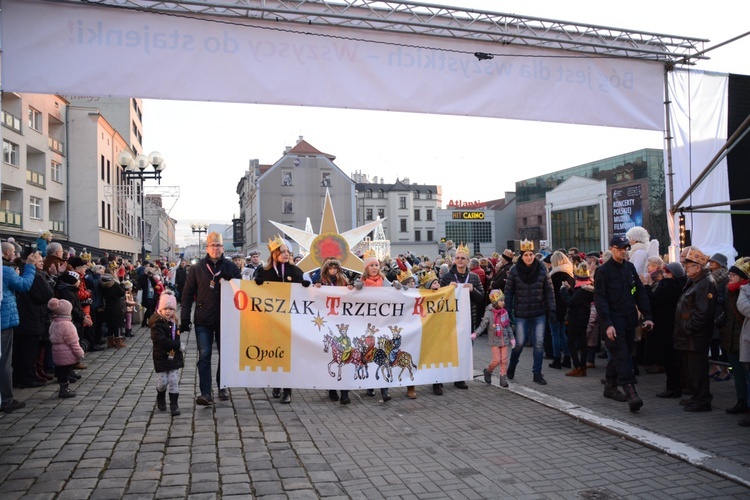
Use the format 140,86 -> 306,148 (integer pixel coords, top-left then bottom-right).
0,327 -> 748,499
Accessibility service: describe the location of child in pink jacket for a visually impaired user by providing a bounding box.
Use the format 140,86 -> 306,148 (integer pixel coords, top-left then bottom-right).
48,298 -> 85,398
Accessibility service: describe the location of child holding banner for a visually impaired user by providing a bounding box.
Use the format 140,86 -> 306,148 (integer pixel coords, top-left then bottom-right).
355,250 -> 392,402
254,235 -> 309,405
315,258 -> 353,405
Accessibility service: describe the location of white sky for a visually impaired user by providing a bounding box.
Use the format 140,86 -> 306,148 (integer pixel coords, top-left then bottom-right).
140,0 -> 750,247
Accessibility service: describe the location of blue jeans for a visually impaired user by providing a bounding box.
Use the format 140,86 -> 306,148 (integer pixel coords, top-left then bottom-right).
509,315 -> 546,374
549,318 -> 570,358
195,324 -> 221,397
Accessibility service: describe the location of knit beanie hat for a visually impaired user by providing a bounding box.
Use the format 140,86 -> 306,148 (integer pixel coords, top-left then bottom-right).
58,270 -> 80,285
489,289 -> 504,304
158,293 -> 177,311
47,298 -> 73,317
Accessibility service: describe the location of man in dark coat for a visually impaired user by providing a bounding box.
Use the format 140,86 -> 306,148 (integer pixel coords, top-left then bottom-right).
180,232 -> 240,406
440,243 -> 484,390
174,259 -> 188,300
595,236 -> 653,412
674,248 -> 718,412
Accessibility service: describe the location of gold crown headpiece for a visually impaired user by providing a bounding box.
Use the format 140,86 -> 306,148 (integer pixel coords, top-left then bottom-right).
363,249 -> 377,261
267,234 -> 285,253
520,239 -> 534,252
80,248 -> 92,262
419,271 -> 438,288
397,268 -> 414,283
455,242 -> 471,257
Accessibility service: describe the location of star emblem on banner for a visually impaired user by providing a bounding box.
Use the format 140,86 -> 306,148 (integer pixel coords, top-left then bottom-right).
270,190 -> 385,274
311,312 -> 326,331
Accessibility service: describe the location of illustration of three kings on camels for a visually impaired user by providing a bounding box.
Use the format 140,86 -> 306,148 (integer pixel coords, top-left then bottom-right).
323,323 -> 417,384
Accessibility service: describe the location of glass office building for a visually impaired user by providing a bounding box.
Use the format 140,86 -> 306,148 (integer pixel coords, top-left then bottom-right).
515,149 -> 667,254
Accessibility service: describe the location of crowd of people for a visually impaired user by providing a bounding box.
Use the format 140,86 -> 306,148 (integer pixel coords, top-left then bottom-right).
0,235 -> 181,413
3,225 -> 750,429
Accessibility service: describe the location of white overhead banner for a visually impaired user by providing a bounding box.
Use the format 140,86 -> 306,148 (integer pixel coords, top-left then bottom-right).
219,280 -> 473,390
666,69 -> 736,261
1,0 -> 664,130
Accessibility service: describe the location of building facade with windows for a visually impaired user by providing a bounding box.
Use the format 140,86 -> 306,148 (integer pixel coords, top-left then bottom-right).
1,93 -> 69,247
66,107 -> 141,258
240,137 -> 355,256
434,193 -> 517,257
515,149 -> 667,254
352,172 -> 442,256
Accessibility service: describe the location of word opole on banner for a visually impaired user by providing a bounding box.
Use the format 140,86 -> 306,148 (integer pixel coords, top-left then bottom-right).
220,280 -> 473,390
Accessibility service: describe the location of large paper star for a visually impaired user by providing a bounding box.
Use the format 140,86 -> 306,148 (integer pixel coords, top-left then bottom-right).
270,190 -> 385,273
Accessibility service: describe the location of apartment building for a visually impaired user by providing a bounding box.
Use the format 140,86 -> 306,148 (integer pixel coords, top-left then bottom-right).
1,93 -> 68,247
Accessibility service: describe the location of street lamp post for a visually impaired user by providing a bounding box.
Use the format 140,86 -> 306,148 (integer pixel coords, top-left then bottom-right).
191,224 -> 208,256
116,150 -> 166,264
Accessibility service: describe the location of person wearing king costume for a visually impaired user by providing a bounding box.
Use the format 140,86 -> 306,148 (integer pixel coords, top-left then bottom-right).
180,232 -> 241,407
254,235 -> 310,405
439,242 -> 484,391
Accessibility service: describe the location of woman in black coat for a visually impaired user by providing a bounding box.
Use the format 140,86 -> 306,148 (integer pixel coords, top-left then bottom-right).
100,272 -> 126,348
255,238 -> 309,404
14,258 -> 54,387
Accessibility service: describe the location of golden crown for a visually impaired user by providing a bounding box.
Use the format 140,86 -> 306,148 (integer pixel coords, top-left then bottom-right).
363,248 -> 377,261
397,268 -> 414,283
267,234 -> 285,253
419,270 -> 438,287
456,242 -> 471,257
520,239 -> 534,252
80,248 -> 92,262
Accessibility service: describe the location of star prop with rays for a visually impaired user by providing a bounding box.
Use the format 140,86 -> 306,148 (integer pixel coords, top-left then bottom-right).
270,190 -> 385,274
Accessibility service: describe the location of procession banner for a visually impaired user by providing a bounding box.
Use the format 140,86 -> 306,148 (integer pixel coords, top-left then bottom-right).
220,280 -> 473,389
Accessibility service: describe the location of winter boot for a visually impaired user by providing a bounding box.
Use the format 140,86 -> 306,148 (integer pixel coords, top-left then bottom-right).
36,349 -> 54,380
59,383 -> 76,398
622,384 -> 643,412
157,390 -> 167,411
115,337 -> 127,348
548,356 -> 562,369
561,356 -> 572,368
381,388 -> 391,402
566,367 -> 587,377
603,378 -> 628,402
107,336 -> 117,348
169,393 -> 180,416
124,329 -> 133,338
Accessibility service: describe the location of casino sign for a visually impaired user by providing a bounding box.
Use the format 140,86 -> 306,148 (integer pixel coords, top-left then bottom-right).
452,211 -> 485,220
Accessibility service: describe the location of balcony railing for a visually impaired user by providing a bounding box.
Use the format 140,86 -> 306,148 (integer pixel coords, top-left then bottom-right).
48,137 -> 65,155
51,220 -> 65,233
0,209 -> 22,227
26,170 -> 46,188
2,110 -> 22,133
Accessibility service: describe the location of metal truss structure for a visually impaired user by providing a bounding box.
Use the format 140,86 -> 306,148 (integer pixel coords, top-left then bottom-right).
51,0 -> 707,63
